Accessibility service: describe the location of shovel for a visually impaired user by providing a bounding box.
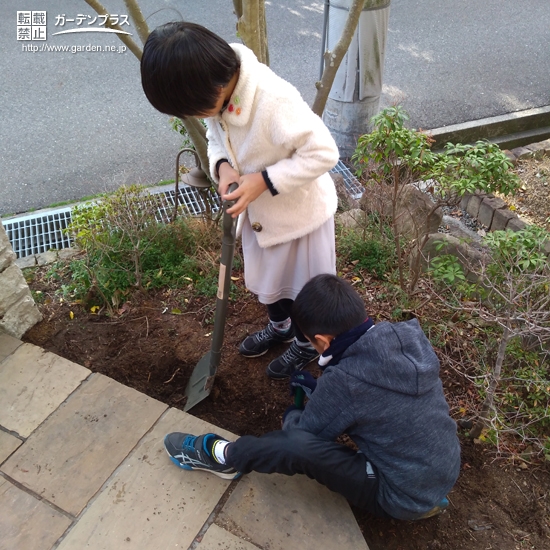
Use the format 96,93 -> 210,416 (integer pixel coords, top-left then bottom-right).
183,182 -> 238,411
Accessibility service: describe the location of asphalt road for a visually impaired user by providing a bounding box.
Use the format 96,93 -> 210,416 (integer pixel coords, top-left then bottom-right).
1,0 -> 548,216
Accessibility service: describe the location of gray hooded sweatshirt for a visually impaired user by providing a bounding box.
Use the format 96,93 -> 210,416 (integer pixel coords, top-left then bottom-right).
283,318 -> 461,520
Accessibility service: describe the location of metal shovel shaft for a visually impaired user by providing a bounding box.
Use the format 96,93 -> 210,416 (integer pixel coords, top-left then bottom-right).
183,183 -> 238,411
208,188 -> 238,374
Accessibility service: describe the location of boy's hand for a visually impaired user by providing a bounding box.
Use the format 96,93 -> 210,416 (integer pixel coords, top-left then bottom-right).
218,162 -> 241,198
289,371 -> 317,398
224,172 -> 268,218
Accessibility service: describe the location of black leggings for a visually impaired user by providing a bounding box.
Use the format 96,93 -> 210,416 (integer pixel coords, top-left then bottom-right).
226,429 -> 391,517
266,299 -> 307,343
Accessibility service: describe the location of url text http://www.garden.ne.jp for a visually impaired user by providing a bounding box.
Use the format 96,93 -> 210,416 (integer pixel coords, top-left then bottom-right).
21,43 -> 127,54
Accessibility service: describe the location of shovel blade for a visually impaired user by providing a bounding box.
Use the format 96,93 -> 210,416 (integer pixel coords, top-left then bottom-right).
183,351 -> 216,411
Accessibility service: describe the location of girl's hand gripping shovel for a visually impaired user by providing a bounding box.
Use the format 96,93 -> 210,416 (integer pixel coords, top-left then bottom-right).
184,183 -> 238,411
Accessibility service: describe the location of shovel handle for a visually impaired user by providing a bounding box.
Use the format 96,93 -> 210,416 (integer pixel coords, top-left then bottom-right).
224,182 -> 239,205
209,182 -> 239,375
294,387 -> 305,408
221,182 -> 239,235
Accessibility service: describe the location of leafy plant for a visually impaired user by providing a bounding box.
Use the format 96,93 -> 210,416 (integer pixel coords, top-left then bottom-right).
431,141 -> 519,199
352,106 -> 435,180
65,185 -> 224,312
429,254 -> 466,285
500,339 -> 550,433
171,117 -> 207,150
336,215 -> 395,279
339,231 -> 393,279
352,107 -> 521,295
429,226 -> 550,451
483,226 -> 549,273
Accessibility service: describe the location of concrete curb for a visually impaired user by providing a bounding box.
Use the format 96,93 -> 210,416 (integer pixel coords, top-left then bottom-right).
429,106 -> 550,150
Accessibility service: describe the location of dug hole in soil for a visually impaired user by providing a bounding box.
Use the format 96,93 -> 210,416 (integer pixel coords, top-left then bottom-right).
24,263 -> 550,550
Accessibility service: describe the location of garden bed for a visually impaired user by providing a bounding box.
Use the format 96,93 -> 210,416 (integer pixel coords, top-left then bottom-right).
23,261 -> 550,550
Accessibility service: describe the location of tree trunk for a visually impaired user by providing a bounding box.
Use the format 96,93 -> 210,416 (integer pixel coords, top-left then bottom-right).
233,0 -> 243,18
236,0 -> 270,65
123,0 -> 150,46
258,0 -> 269,65
84,0 -> 143,59
181,119 -> 210,177
319,0 -> 390,156
408,202 -> 442,294
312,0 -> 366,117
470,325 -> 510,439
391,165 -> 405,291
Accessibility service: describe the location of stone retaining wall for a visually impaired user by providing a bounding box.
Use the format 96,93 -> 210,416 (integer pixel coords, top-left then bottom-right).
459,138 -> 550,247
0,220 -> 42,338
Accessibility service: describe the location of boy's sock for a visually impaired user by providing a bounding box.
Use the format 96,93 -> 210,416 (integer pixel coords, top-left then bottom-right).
270,317 -> 292,335
209,439 -> 230,465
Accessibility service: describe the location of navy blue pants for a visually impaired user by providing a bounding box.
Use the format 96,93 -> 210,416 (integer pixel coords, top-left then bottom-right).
225,429 -> 391,518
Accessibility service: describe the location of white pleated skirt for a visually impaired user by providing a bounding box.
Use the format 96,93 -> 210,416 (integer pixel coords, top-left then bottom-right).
242,216 -> 336,304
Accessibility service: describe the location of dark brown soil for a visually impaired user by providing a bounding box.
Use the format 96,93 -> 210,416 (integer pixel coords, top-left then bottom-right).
24,269 -> 550,550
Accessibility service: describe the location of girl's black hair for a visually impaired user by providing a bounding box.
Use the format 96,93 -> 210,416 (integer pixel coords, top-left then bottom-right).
140,21 -> 240,118
292,274 -> 367,340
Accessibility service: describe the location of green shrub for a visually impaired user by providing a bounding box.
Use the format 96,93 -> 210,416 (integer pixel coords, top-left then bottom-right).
337,224 -> 395,279
351,106 -> 520,294
65,185 -> 224,311
498,339 -> 550,435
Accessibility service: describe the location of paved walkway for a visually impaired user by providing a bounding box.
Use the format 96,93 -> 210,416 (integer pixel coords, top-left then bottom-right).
0,332 -> 368,550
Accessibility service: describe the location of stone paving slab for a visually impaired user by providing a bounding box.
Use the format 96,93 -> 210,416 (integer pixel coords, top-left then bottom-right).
196,524 -> 259,550
0,430 -> 22,464
0,332 -> 22,363
0,343 -> 90,437
0,477 -> 71,550
56,408 -> 237,550
1,373 -> 167,516
218,471 -> 369,550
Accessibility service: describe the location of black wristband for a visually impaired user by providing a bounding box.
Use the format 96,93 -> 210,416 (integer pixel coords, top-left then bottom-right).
261,170 -> 279,196
215,158 -> 229,178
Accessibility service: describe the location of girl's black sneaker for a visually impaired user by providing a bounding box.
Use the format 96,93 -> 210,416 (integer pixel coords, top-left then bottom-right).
266,341 -> 319,379
239,323 -> 294,357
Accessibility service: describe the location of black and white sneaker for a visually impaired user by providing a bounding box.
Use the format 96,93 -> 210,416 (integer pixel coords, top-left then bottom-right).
163,432 -> 240,480
266,341 -> 319,380
239,323 -> 294,357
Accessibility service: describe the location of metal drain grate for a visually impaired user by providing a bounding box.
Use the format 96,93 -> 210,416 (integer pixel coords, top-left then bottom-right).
3,164 -> 360,259
2,185 -> 221,259
332,160 -> 364,199
3,208 -> 74,259
154,186 -> 220,223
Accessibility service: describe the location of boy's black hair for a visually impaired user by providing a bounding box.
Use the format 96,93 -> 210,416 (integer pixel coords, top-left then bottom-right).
292,274 -> 367,340
141,21 -> 240,118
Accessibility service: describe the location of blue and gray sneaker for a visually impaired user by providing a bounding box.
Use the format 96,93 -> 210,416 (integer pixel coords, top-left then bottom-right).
163,432 -> 241,480
416,497 -> 450,520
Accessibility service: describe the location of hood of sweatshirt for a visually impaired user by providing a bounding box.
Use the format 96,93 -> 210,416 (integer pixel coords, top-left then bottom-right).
338,318 -> 441,397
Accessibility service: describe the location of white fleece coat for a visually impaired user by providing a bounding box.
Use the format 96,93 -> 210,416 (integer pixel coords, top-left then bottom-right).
205,44 -> 339,248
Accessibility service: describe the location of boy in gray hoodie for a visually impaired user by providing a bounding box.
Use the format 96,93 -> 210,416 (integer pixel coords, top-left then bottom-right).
164,274 -> 461,520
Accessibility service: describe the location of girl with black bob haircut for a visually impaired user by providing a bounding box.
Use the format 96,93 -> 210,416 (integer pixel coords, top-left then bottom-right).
141,22 -> 240,118
140,22 -> 340,379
